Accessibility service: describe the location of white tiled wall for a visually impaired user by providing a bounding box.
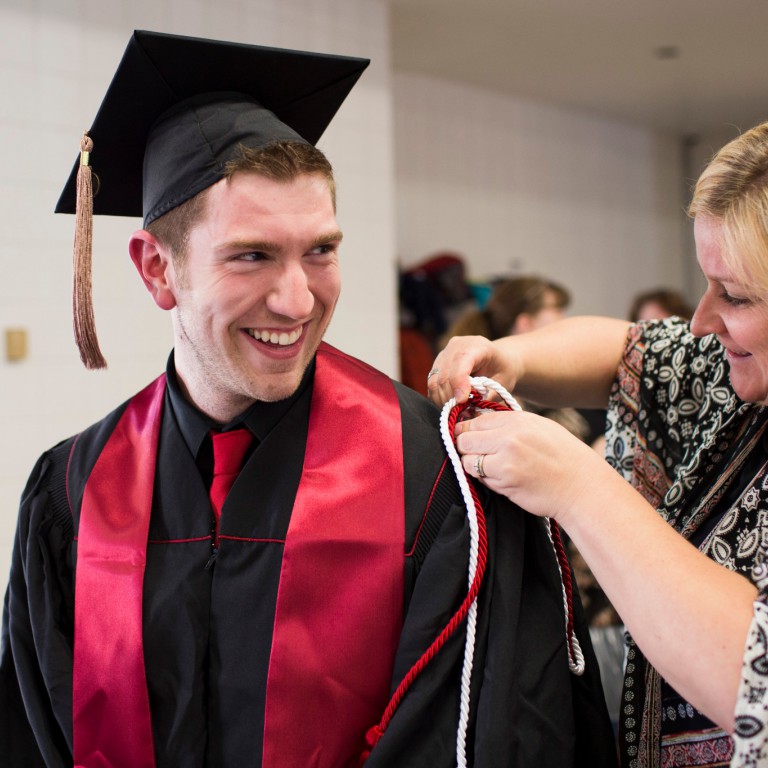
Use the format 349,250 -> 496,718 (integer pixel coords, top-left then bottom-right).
0,0 -> 396,579
393,72 -> 691,320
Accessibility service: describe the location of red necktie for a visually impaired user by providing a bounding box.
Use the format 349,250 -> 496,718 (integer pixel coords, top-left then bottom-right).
209,428 -> 253,540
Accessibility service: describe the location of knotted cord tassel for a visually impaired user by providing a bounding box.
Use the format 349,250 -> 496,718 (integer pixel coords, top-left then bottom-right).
358,724 -> 384,766
73,132 -> 107,369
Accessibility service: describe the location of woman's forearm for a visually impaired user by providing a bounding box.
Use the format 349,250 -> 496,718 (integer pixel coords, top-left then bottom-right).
562,463 -> 755,732
497,315 -> 630,408
430,316 -> 630,408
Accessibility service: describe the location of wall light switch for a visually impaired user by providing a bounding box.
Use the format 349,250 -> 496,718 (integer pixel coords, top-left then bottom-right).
6,328 -> 28,361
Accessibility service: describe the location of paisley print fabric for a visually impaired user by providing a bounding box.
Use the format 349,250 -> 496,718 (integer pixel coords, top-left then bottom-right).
605,318 -> 768,767
734,598 -> 768,766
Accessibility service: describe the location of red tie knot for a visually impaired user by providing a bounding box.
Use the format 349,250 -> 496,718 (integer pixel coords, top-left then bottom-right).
211,428 -> 253,477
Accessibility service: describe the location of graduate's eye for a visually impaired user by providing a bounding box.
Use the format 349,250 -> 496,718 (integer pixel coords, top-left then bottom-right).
306,243 -> 340,265
236,251 -> 268,262
309,243 -> 337,257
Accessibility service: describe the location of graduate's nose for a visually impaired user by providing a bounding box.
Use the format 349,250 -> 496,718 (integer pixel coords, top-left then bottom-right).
266,260 -> 315,319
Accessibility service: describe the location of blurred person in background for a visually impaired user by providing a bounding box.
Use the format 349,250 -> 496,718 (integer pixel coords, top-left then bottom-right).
439,275 -> 570,348
628,287 -> 694,323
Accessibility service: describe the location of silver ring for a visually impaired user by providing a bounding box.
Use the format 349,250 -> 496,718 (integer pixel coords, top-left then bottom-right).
427,367 -> 439,379
474,453 -> 487,478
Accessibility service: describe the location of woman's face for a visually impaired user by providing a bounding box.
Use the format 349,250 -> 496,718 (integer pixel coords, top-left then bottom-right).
635,300 -> 672,322
691,216 -> 768,404
510,289 -> 565,334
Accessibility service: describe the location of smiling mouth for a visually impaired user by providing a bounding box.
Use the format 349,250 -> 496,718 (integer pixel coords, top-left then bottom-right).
245,327 -> 303,346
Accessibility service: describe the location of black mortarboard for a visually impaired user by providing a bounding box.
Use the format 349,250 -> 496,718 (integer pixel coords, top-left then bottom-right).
55,30 -> 369,369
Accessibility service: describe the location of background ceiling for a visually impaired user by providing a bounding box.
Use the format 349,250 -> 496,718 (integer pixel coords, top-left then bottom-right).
390,0 -> 768,137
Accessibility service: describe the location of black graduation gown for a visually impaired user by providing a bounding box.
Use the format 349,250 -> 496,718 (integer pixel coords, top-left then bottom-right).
1,367 -> 617,767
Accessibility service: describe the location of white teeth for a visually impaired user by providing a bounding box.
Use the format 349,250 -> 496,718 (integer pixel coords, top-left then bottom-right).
250,327 -> 302,346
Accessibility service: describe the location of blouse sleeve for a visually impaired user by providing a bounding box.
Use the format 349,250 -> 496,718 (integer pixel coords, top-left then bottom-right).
731,539 -> 768,766
732,590 -> 768,765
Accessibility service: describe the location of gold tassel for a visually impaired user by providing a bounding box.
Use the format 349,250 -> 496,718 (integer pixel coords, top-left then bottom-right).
73,132 -> 107,369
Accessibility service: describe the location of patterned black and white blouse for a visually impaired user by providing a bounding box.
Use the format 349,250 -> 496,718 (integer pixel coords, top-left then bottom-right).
605,317 -> 768,767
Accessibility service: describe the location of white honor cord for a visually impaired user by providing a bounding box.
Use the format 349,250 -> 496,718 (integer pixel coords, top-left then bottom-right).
439,377 -> 584,768
439,377 -> 521,768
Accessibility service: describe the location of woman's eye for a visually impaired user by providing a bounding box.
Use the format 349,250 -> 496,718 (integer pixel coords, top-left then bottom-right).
722,291 -> 750,306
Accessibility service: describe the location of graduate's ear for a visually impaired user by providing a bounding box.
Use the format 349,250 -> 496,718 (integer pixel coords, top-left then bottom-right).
129,230 -> 177,311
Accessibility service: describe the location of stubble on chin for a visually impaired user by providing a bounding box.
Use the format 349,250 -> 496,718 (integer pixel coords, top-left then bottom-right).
242,359 -> 311,404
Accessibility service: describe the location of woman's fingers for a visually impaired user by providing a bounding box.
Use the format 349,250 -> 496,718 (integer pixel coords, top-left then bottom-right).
427,335 -> 499,406
456,412 -> 514,488
454,410 -> 599,522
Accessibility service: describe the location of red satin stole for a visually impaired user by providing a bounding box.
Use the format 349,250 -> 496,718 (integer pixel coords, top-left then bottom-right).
72,344 -> 404,768
73,376 -> 165,768
262,344 -> 404,767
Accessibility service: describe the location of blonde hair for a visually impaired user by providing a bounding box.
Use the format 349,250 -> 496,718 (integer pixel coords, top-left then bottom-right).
689,122 -> 768,296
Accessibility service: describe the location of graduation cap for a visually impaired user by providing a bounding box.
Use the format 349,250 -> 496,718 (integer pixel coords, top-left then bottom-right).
56,29 -> 369,369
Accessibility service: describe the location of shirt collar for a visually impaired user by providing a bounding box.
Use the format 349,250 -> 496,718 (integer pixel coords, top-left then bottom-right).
165,351 -> 315,460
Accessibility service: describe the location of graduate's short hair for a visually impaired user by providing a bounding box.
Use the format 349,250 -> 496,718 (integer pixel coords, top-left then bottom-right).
146,140 -> 336,262
689,121 -> 768,297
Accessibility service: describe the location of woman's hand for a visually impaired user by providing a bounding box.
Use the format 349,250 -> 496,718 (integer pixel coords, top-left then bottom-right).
454,409 -> 612,526
427,335 -> 518,407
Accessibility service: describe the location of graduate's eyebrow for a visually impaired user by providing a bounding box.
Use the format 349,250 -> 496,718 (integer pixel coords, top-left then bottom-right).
222,230 -> 344,255
309,230 -> 344,248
